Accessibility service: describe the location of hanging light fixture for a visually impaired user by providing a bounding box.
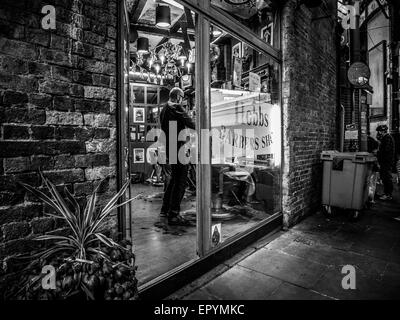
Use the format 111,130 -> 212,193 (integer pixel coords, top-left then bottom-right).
137,37 -> 149,54
156,5 -> 171,28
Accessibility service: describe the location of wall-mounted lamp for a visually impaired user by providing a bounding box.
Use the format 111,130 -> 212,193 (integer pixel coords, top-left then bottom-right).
137,37 -> 149,54
156,5 -> 171,28
186,62 -> 193,75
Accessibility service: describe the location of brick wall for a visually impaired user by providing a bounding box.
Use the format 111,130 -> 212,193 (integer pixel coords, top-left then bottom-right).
281,0 -> 338,227
0,0 -> 118,292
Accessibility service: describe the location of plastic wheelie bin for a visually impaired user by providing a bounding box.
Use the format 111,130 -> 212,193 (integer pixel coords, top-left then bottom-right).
320,151 -> 377,219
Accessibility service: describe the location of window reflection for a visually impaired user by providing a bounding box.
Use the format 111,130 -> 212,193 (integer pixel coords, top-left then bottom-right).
209,23 -> 281,247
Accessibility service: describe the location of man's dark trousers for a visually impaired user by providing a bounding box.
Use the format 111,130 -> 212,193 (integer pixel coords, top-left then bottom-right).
380,166 -> 393,196
161,163 -> 188,217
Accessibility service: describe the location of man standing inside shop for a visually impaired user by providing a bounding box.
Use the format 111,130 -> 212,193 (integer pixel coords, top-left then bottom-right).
376,125 -> 396,201
160,87 -> 195,226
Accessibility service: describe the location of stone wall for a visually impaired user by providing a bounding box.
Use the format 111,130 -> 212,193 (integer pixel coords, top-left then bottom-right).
281,0 -> 338,227
0,0 -> 118,294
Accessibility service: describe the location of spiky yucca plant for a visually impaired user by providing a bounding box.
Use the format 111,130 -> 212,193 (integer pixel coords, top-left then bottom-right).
9,174 -> 140,300
21,174 -> 136,262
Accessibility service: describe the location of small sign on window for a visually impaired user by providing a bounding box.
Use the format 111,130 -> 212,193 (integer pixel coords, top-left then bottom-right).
211,224 -> 222,247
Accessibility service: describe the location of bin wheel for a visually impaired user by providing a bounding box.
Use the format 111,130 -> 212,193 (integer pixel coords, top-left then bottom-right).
322,205 -> 332,216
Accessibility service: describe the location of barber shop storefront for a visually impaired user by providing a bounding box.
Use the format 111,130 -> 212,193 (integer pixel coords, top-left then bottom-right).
0,0 -> 337,299
118,0 -> 284,297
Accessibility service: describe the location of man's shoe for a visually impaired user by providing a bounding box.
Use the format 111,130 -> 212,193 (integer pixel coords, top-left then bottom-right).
168,215 -> 192,226
379,194 -> 393,201
394,216 -> 400,222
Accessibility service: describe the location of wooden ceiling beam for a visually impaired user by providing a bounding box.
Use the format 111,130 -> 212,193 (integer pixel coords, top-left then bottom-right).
131,0 -> 147,24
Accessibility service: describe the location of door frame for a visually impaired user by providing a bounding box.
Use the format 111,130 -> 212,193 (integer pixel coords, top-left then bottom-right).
116,0 -> 131,241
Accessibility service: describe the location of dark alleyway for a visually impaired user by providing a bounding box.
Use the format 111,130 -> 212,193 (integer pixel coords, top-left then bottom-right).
168,184 -> 400,300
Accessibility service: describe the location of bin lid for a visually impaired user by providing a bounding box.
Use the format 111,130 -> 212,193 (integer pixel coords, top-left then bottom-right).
321,151 -> 376,163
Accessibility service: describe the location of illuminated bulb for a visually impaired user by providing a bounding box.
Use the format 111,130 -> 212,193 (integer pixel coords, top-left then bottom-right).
186,62 -> 191,70
160,55 -> 165,64
155,64 -> 160,74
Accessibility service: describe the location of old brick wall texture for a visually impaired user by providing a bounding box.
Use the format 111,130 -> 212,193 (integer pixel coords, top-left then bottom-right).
281,0 -> 337,227
0,0 -> 118,290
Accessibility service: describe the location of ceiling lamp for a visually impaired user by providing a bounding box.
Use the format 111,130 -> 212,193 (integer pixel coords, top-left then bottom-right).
156,5 -> 171,28
137,37 -> 149,54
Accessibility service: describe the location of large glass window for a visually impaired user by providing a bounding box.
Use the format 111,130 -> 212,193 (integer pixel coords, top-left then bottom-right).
208,22 -> 282,248
121,0 -> 282,287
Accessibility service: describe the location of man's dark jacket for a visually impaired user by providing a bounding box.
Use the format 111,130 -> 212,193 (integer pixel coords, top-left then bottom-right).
377,133 -> 395,170
159,102 -> 195,162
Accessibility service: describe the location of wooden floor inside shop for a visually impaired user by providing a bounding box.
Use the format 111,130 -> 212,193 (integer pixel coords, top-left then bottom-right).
131,184 -> 271,285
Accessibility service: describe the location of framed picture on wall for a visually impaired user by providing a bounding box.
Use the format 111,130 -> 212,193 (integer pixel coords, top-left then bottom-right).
368,40 -> 387,118
133,107 -> 145,123
232,57 -> 243,88
133,148 -> 145,163
242,42 -> 254,72
232,42 -> 242,60
261,23 -> 274,46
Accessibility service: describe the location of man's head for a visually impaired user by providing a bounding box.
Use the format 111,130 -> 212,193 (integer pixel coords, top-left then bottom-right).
169,87 -> 185,104
376,124 -> 388,141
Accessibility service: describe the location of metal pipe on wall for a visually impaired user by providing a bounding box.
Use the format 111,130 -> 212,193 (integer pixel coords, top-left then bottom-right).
389,0 -> 400,152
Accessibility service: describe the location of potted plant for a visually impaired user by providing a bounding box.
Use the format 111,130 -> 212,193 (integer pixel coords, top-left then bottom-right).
10,173 -> 139,300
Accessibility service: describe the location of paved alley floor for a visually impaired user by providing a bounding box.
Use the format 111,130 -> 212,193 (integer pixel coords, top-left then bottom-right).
168,185 -> 400,300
